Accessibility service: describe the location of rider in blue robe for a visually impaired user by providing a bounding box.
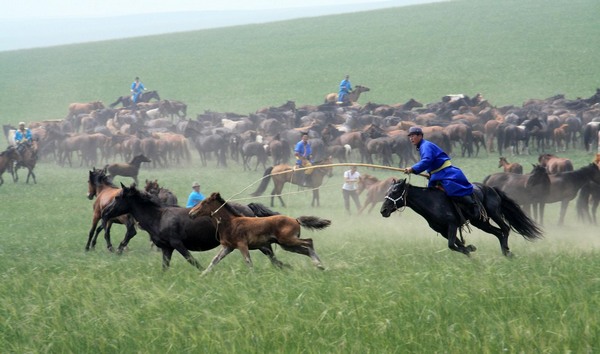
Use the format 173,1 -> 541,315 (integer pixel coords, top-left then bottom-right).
131,77 -> 146,104
338,75 -> 352,104
405,126 -> 479,219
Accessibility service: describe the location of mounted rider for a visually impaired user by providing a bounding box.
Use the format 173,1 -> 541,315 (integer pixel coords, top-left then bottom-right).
404,126 -> 480,221
130,76 -> 146,107
337,75 -> 352,104
13,121 -> 33,157
294,133 -> 313,186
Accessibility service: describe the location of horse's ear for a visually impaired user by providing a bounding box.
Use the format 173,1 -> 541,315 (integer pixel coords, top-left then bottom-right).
120,182 -> 126,188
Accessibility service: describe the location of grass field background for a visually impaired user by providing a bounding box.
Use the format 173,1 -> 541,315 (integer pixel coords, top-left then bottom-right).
1,0 -> 600,352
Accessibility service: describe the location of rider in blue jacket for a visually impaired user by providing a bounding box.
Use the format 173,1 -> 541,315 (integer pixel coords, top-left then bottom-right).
14,121 -> 33,157
404,126 -> 479,219
131,77 -> 146,105
338,75 -> 352,104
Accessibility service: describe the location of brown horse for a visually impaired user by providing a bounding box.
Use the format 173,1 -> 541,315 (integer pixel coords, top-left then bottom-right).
86,168 -> 137,252
0,147 -> 19,185
250,157 -> 334,207
483,164 -> 550,223
356,175 -> 395,214
189,192 -> 331,275
541,163 -> 600,226
498,156 -> 523,174
105,154 -> 151,185
443,123 -> 473,157
13,143 -> 37,184
324,85 -> 370,104
144,179 -> 179,206
538,153 -> 573,174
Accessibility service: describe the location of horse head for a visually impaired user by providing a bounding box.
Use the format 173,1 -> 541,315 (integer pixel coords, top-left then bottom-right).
380,178 -> 407,217
189,192 -> 227,219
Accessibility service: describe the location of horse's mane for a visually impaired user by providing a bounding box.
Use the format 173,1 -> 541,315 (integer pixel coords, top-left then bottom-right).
212,193 -> 244,217
131,186 -> 163,208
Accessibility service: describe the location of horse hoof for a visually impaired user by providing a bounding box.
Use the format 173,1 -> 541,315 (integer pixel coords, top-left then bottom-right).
466,244 -> 477,252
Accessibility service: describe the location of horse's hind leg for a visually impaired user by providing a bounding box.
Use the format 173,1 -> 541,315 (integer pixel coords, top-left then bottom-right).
161,247 -> 174,270
116,222 -> 138,254
471,216 -> 511,257
259,246 -> 290,268
280,238 -> 324,269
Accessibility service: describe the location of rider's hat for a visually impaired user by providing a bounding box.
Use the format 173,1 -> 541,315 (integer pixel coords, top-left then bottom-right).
18,121 -> 25,126
407,126 -> 423,136
192,181 -> 200,188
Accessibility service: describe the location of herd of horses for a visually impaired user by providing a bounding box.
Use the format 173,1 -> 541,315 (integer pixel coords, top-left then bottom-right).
7,88 -> 600,272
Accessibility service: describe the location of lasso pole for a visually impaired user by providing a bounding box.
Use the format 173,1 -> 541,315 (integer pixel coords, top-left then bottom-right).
221,162 -> 429,206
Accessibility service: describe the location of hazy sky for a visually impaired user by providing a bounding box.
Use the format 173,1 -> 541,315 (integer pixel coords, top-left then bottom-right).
2,0 -> 388,18
1,0 -> 441,51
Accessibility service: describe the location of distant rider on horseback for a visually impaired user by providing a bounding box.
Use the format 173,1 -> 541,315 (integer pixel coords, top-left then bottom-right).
130,76 -> 146,105
337,74 -> 352,104
13,121 -> 32,158
404,126 -> 480,220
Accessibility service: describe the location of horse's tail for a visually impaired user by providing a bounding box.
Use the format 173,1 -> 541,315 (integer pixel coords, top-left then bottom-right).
247,202 -> 280,216
250,166 -> 274,196
495,187 -> 543,240
296,216 -> 331,230
576,182 -> 592,222
109,97 -> 121,108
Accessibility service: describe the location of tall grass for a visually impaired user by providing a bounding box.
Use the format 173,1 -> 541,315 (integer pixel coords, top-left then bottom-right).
1,0 -> 600,352
1,151 -> 600,352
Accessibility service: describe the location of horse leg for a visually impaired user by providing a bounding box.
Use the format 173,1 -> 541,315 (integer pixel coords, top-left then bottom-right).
280,238 -> 324,269
445,225 -> 470,255
237,243 -> 254,267
116,221 -> 138,254
102,221 -> 115,252
170,241 -> 203,270
259,246 -> 290,268
311,190 -> 319,207
86,217 -> 101,251
470,217 -> 512,257
201,246 -> 235,276
161,248 -> 174,270
558,200 -> 569,226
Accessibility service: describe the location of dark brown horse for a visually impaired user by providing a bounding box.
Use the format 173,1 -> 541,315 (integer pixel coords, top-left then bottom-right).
144,179 -> 179,206
13,143 -> 37,184
86,168 -> 137,252
356,174 -> 395,214
250,157 -> 334,207
542,163 -> 600,225
189,192 -> 331,274
483,164 -> 550,223
0,147 -> 19,185
109,91 -> 160,108
101,184 -> 282,271
105,154 -> 151,185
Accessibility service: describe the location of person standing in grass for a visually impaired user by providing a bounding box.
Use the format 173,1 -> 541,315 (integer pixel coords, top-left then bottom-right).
342,165 -> 361,215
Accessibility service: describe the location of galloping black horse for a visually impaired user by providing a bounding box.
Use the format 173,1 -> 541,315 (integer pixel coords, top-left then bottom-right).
101,184 -> 281,270
109,90 -> 160,108
380,179 -> 543,257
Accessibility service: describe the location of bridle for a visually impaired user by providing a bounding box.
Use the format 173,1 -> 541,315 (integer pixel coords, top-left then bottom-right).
384,183 -> 408,212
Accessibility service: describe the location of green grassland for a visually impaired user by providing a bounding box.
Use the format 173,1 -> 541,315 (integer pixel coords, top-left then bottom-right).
1,0 -> 600,352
